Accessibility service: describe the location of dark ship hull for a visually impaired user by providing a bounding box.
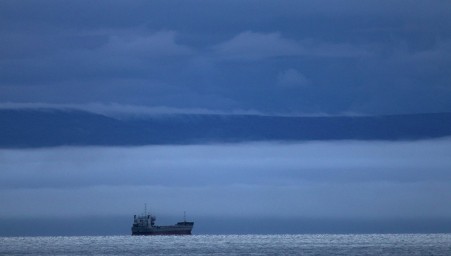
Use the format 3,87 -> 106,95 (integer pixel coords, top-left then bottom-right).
132,221 -> 194,236
132,210 -> 194,236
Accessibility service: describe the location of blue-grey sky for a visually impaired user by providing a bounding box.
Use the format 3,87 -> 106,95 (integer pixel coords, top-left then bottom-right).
1,0 -> 451,114
2,1 -> 451,235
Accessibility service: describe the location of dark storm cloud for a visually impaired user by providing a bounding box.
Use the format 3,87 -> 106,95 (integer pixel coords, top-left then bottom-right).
1,0 -> 451,114
1,140 -> 451,218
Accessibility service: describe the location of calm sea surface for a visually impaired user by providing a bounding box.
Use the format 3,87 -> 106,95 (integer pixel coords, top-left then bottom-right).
1,234 -> 450,256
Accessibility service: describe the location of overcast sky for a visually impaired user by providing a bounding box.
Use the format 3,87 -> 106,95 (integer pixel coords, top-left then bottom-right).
2,1 -> 451,235
1,0 -> 451,115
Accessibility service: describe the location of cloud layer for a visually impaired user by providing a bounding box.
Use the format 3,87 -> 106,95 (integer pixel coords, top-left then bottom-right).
1,139 -> 450,219
1,1 -> 451,114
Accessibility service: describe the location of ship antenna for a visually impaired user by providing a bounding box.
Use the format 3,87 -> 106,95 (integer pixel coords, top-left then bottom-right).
184,211 -> 186,222
144,203 -> 147,215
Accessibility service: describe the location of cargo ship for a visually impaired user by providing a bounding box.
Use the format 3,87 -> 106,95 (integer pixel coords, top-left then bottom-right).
131,208 -> 194,235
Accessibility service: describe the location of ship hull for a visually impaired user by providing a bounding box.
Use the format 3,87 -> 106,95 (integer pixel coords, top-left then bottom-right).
132,222 -> 194,236
131,229 -> 192,236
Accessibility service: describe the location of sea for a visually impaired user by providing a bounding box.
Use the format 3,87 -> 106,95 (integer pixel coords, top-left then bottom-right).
0,234 -> 450,256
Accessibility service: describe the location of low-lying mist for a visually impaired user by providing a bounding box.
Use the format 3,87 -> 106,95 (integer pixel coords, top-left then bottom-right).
1,139 -> 451,221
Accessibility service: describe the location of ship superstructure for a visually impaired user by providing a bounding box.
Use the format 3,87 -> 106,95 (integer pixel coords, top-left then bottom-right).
131,208 -> 193,235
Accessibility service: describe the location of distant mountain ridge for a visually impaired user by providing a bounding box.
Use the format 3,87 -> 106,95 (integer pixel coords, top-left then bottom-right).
1,108 -> 451,148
